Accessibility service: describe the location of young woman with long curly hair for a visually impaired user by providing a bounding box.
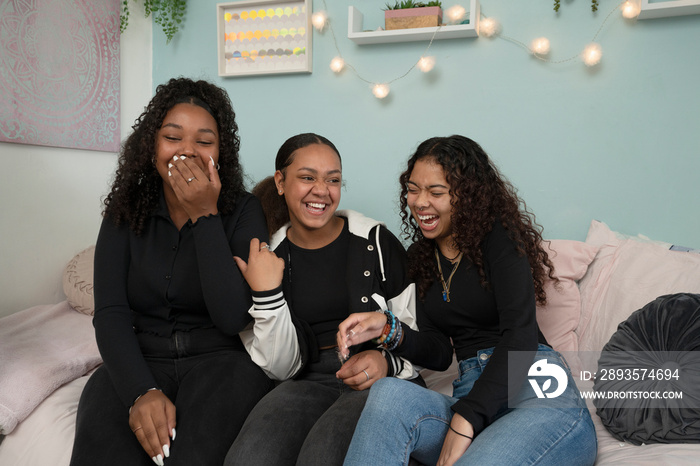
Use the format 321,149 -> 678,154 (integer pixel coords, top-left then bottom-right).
69,78 -> 274,466
338,135 -> 597,465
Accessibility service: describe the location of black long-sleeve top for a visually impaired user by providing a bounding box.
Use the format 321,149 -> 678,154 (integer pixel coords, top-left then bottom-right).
393,222 -> 548,436
93,191 -> 267,407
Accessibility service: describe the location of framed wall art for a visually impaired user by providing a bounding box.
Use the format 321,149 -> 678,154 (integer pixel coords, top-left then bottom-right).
0,0 -> 120,152
217,0 -> 312,77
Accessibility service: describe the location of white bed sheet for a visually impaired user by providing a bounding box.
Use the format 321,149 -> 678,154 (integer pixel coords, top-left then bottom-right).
0,375 -> 89,466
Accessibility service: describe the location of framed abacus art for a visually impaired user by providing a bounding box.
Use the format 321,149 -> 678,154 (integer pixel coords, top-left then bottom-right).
217,0 -> 312,77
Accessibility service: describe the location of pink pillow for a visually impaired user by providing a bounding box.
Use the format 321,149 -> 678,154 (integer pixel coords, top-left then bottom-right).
536,239 -> 599,353
577,221 -> 700,352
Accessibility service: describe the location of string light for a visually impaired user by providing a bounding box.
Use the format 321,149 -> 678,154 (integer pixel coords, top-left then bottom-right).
582,43 -> 602,66
330,56 -> 345,73
445,5 -> 467,24
372,83 -> 390,99
622,0 -> 641,19
311,11 -> 327,31
313,1 -> 642,98
316,0 -> 441,99
530,37 -> 551,56
478,17 -> 499,37
417,56 -> 436,73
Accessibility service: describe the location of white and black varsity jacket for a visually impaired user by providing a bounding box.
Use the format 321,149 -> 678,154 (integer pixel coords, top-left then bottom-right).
240,210 -> 418,381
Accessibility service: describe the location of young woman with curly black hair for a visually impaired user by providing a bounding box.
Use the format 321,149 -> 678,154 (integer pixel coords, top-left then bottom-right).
69,78 -> 274,466
338,135 -> 597,465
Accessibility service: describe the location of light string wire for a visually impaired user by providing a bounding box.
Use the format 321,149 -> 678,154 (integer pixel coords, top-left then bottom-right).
320,0 -> 441,85
493,1 -> 626,64
316,0 -> 631,91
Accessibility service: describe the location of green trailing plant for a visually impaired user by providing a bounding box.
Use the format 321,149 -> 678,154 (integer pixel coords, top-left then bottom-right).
384,1 -> 442,10
120,0 -> 187,44
554,0 -> 600,12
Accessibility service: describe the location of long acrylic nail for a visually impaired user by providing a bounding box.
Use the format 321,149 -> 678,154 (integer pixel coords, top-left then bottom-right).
179,156 -> 186,160
156,454 -> 164,465
171,428 -> 177,440
172,155 -> 178,162
152,457 -> 159,465
209,155 -> 215,166
163,444 -> 170,458
168,171 -> 172,177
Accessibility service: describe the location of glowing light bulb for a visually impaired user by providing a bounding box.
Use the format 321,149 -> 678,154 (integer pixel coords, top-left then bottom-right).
445,5 -> 467,24
330,56 -> 345,73
311,11 -> 327,31
479,18 -> 499,38
582,43 -> 602,66
622,1 -> 641,19
530,37 -> 550,56
417,56 -> 436,73
372,84 -> 390,99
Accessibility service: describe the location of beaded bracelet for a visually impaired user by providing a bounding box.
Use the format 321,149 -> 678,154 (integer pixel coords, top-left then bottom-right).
377,322 -> 392,343
373,309 -> 404,350
373,310 -> 395,345
381,317 -> 396,345
385,318 -> 403,351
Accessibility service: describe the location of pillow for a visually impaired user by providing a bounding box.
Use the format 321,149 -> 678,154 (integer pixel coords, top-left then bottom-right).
535,240 -> 599,353
62,245 -> 95,315
593,293 -> 700,445
577,222 -> 700,353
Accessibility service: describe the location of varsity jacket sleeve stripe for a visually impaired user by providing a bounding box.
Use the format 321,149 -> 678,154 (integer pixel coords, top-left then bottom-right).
239,289 -> 302,381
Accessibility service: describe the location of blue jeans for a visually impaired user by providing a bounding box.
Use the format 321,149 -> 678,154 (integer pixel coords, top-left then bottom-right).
344,345 -> 597,466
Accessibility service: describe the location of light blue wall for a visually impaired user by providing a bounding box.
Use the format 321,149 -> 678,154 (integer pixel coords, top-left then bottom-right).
153,0 -> 700,247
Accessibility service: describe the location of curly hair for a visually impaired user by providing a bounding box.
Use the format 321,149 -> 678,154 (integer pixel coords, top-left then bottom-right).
103,77 -> 246,234
252,133 -> 341,235
399,135 -> 556,305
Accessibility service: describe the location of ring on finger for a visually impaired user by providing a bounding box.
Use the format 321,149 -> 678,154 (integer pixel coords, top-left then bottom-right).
132,426 -> 143,433
187,177 -> 196,183
260,244 -> 271,251
363,369 -> 370,381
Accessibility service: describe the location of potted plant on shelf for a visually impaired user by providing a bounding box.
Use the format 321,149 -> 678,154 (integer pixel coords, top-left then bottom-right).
384,1 -> 443,31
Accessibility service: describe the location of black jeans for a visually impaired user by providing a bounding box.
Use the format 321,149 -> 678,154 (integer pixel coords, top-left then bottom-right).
70,328 -> 273,466
225,348 -> 370,466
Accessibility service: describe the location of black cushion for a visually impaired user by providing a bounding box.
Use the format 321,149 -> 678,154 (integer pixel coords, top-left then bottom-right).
593,293 -> 700,445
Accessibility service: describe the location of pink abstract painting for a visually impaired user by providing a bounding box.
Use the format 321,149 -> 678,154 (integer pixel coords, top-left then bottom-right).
0,0 -> 120,152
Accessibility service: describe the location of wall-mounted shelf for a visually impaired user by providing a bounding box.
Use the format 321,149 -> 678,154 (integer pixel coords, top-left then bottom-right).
638,0 -> 700,19
347,0 -> 480,45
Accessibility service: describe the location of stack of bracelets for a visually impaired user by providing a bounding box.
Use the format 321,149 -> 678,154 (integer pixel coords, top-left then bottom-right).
373,309 -> 402,351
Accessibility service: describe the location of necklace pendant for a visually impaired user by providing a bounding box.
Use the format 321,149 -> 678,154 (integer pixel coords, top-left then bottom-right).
442,290 -> 449,302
